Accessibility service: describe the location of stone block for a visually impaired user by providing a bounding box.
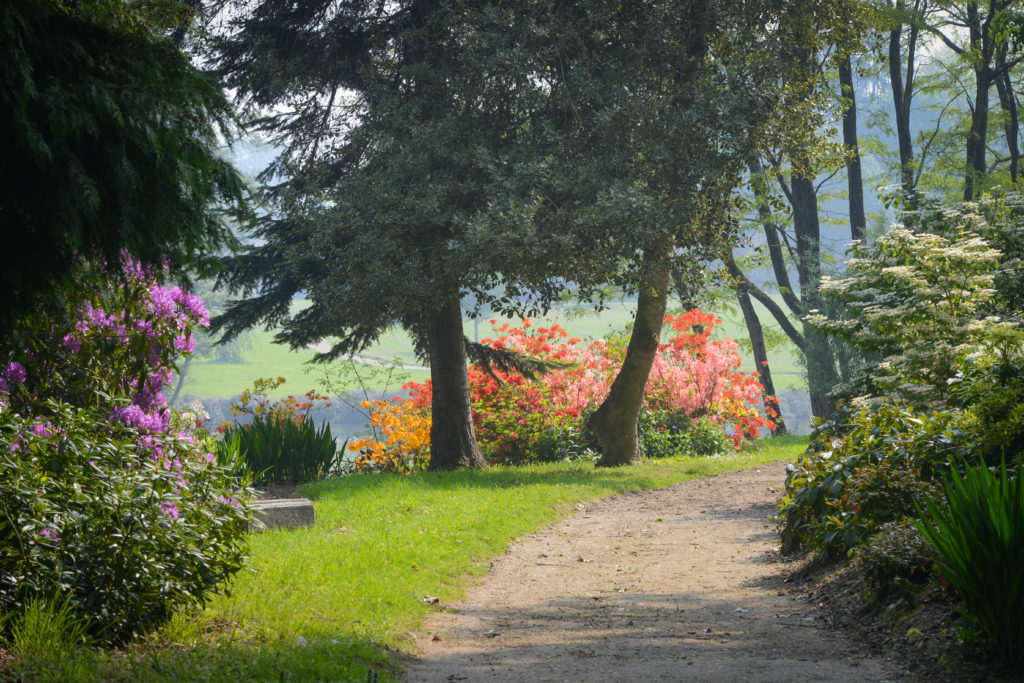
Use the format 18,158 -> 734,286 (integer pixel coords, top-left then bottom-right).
250,498 -> 315,532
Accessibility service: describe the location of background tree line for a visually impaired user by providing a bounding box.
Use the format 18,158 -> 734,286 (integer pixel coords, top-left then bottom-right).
725,0 -> 1024,427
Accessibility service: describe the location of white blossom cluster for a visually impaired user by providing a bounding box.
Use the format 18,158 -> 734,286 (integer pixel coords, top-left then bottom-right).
807,222 -> 1006,406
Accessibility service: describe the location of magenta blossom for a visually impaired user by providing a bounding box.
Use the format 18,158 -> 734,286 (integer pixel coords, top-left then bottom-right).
4,362 -> 26,384
40,528 -> 61,542
62,334 -> 82,353
160,501 -> 180,519
28,422 -> 51,437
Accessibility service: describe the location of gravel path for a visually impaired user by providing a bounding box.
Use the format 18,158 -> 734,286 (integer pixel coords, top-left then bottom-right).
402,463 -> 905,682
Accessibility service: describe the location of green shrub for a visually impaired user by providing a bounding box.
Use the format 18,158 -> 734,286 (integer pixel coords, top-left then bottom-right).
779,402 -> 958,557
522,424 -> 599,464
856,518 -> 936,604
680,417 -> 734,457
219,415 -> 340,486
952,323 -> 1024,467
915,460 -> 1024,662
639,410 -> 731,459
0,403 -> 253,643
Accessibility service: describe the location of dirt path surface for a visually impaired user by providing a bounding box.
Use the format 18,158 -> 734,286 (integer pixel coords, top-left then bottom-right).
403,463 -> 905,682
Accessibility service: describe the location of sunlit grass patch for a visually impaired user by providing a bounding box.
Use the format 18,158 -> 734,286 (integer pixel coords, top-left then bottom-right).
3,438 -> 807,682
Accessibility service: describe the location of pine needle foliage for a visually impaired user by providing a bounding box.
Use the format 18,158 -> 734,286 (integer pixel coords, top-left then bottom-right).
1,0 -> 247,335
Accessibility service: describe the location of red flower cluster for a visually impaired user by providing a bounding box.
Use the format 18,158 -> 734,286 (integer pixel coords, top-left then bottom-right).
362,310 -> 776,468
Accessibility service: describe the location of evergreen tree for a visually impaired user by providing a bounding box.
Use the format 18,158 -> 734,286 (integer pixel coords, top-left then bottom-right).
0,0 -> 248,336
209,0 -> 574,469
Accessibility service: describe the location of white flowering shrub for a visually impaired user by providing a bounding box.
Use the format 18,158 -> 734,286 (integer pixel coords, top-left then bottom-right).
807,212 -> 1004,407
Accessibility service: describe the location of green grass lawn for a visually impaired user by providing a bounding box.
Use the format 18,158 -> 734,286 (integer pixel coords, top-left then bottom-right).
179,298 -> 805,401
14,437 -> 807,682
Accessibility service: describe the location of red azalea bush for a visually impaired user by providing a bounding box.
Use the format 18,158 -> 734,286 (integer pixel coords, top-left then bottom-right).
354,310 -> 774,470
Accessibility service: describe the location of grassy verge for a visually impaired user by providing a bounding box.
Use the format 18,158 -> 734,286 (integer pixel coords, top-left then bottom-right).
5,436 -> 807,682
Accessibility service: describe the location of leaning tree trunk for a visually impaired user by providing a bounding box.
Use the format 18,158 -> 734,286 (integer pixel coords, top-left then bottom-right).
725,255 -> 787,435
589,239 -> 672,467
425,294 -> 487,470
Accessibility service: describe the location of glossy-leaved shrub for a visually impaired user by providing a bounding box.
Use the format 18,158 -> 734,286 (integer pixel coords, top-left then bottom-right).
778,403 -> 957,558
0,257 -> 254,643
0,402 -> 252,642
856,518 -> 936,604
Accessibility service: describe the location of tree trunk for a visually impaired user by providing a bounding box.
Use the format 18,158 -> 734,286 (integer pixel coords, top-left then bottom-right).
425,294 -> 486,470
964,0 -> 991,201
726,255 -> 787,434
995,46 -> 1020,185
888,6 -> 917,196
791,166 -> 838,419
589,240 -> 672,467
749,158 -> 802,316
965,67 -> 991,201
670,268 -> 698,311
838,53 -> 866,241
169,355 -> 191,408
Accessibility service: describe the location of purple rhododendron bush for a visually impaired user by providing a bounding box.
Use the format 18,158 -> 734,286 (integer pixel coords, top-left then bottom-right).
0,257 -> 253,643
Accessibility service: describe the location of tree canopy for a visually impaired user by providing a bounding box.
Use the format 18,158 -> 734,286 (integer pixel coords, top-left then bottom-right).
210,0 -> 597,468
517,0 -> 853,464
0,0 -> 247,336
209,0 -> 849,468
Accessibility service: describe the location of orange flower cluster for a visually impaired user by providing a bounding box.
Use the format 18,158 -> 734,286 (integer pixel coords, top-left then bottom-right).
348,399 -> 431,474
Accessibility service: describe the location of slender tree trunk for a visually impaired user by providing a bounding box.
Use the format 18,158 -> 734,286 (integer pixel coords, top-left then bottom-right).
965,67 -> 991,200
889,6 -> 918,196
838,53 -> 866,242
425,295 -> 486,470
791,166 -> 838,419
169,355 -> 191,407
995,47 -> 1020,184
589,239 -> 672,467
670,268 -> 698,311
749,159 -> 802,316
725,256 -> 787,434
964,0 -> 991,201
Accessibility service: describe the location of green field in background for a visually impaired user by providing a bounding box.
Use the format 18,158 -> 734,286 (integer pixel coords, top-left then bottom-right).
178,297 -> 805,400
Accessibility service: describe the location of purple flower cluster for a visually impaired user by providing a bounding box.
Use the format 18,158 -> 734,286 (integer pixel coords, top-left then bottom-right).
28,422 -> 51,437
4,253 -> 224,526
54,257 -> 211,434
0,361 -> 27,397
113,404 -> 171,433
5,362 -> 26,384
39,528 -> 61,542
159,501 -> 180,519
